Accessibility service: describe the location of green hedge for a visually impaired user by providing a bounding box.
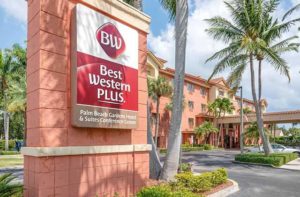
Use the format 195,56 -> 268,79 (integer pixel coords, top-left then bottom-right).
0,151 -> 20,155
137,168 -> 228,197
160,147 -> 204,154
235,153 -> 298,167
160,144 -> 215,154
271,136 -> 300,147
0,140 -> 17,151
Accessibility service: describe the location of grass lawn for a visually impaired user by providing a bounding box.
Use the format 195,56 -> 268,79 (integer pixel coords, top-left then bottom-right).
0,155 -> 23,168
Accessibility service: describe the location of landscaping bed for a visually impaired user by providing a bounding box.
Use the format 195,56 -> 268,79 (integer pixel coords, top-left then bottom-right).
160,144 -> 215,154
235,153 -> 298,167
137,168 -> 232,197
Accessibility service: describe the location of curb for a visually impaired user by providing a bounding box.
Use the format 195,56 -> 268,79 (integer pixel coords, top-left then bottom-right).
207,179 -> 239,197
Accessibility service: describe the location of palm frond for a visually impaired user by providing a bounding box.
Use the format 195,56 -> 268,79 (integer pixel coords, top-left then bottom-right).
261,46 -> 290,82
282,3 -> 300,21
159,0 -> 176,21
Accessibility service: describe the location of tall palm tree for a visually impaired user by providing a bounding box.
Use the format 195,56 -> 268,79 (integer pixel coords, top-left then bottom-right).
124,0 -> 187,180
207,98 -> 234,147
0,44 -> 25,150
148,77 -> 173,147
160,0 -> 188,181
205,0 -> 300,155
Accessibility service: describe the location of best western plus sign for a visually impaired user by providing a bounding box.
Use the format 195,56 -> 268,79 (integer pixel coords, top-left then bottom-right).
71,4 -> 139,129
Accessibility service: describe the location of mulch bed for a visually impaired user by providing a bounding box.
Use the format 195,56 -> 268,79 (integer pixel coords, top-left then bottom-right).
202,180 -> 233,196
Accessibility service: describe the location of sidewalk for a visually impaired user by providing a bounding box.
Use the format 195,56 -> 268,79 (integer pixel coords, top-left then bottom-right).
279,158 -> 300,171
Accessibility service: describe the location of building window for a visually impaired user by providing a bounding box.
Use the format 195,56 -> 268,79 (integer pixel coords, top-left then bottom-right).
188,118 -> 194,128
187,83 -> 194,93
219,90 -> 224,97
200,87 -> 206,96
188,101 -> 194,110
201,104 -> 207,113
147,66 -> 155,77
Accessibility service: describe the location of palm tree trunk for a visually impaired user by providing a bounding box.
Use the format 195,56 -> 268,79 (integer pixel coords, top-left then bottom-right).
4,112 -> 9,151
161,0 -> 188,181
258,60 -> 262,103
154,98 -> 160,148
249,54 -> 273,155
147,101 -> 162,179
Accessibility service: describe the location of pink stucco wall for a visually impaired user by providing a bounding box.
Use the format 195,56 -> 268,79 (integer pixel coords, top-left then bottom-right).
25,0 -> 149,196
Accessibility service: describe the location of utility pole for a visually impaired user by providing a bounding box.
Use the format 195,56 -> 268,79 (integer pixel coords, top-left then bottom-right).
239,86 -> 244,154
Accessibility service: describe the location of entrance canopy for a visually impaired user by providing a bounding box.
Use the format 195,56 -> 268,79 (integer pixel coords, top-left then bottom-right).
218,110 -> 300,124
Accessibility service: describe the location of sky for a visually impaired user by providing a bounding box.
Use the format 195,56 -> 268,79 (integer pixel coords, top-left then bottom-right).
0,0 -> 299,115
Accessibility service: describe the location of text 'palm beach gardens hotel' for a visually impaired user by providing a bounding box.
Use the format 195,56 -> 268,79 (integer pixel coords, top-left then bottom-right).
147,51 -> 268,149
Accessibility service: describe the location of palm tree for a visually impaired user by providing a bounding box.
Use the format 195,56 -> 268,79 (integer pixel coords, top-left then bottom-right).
195,121 -> 218,144
0,173 -> 23,197
205,0 -> 300,155
123,0 -> 143,11
207,98 -> 234,147
123,0 -> 187,180
245,122 -> 270,149
148,77 -> 173,148
0,44 -> 26,150
160,0 -> 188,181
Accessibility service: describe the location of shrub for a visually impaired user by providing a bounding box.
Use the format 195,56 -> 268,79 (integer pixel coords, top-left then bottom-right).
210,168 -> 227,186
175,168 -> 228,193
136,185 -> 171,197
160,147 -> 204,154
0,151 -> 20,155
0,140 -> 17,151
175,172 -> 193,186
0,173 -> 23,197
203,144 -> 213,150
136,184 -> 199,197
179,162 -> 192,172
189,173 -> 213,192
235,153 -> 298,167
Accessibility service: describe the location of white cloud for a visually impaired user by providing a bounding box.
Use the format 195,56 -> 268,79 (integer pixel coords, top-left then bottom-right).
148,0 -> 300,113
0,0 -> 27,23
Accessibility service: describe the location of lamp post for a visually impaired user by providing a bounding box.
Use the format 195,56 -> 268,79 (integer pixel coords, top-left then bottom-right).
239,86 -> 244,154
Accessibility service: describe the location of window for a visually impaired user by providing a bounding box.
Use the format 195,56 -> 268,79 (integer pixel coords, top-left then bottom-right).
187,83 -> 194,93
200,87 -> 206,96
188,101 -> 194,110
147,66 -> 155,77
201,104 -> 207,113
188,118 -> 194,128
219,90 -> 224,97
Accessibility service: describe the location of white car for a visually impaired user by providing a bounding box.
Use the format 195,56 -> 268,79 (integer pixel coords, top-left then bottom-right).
246,144 -> 300,156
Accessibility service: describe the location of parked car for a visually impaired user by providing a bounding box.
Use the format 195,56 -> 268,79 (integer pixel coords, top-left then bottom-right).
246,144 -> 300,156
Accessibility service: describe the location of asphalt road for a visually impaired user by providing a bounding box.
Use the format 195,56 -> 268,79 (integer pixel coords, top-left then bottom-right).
181,150 -> 300,197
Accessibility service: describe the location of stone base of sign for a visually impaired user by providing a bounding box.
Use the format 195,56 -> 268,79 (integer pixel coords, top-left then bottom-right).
23,151 -> 150,197
25,0 -> 151,196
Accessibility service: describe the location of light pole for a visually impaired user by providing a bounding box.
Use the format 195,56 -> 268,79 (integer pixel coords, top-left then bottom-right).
239,86 -> 244,154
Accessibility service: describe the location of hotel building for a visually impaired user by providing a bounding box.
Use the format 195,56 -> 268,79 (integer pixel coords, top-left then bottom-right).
147,51 -> 268,149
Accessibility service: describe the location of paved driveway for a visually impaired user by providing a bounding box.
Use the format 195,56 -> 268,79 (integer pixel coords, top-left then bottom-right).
181,150 -> 300,197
